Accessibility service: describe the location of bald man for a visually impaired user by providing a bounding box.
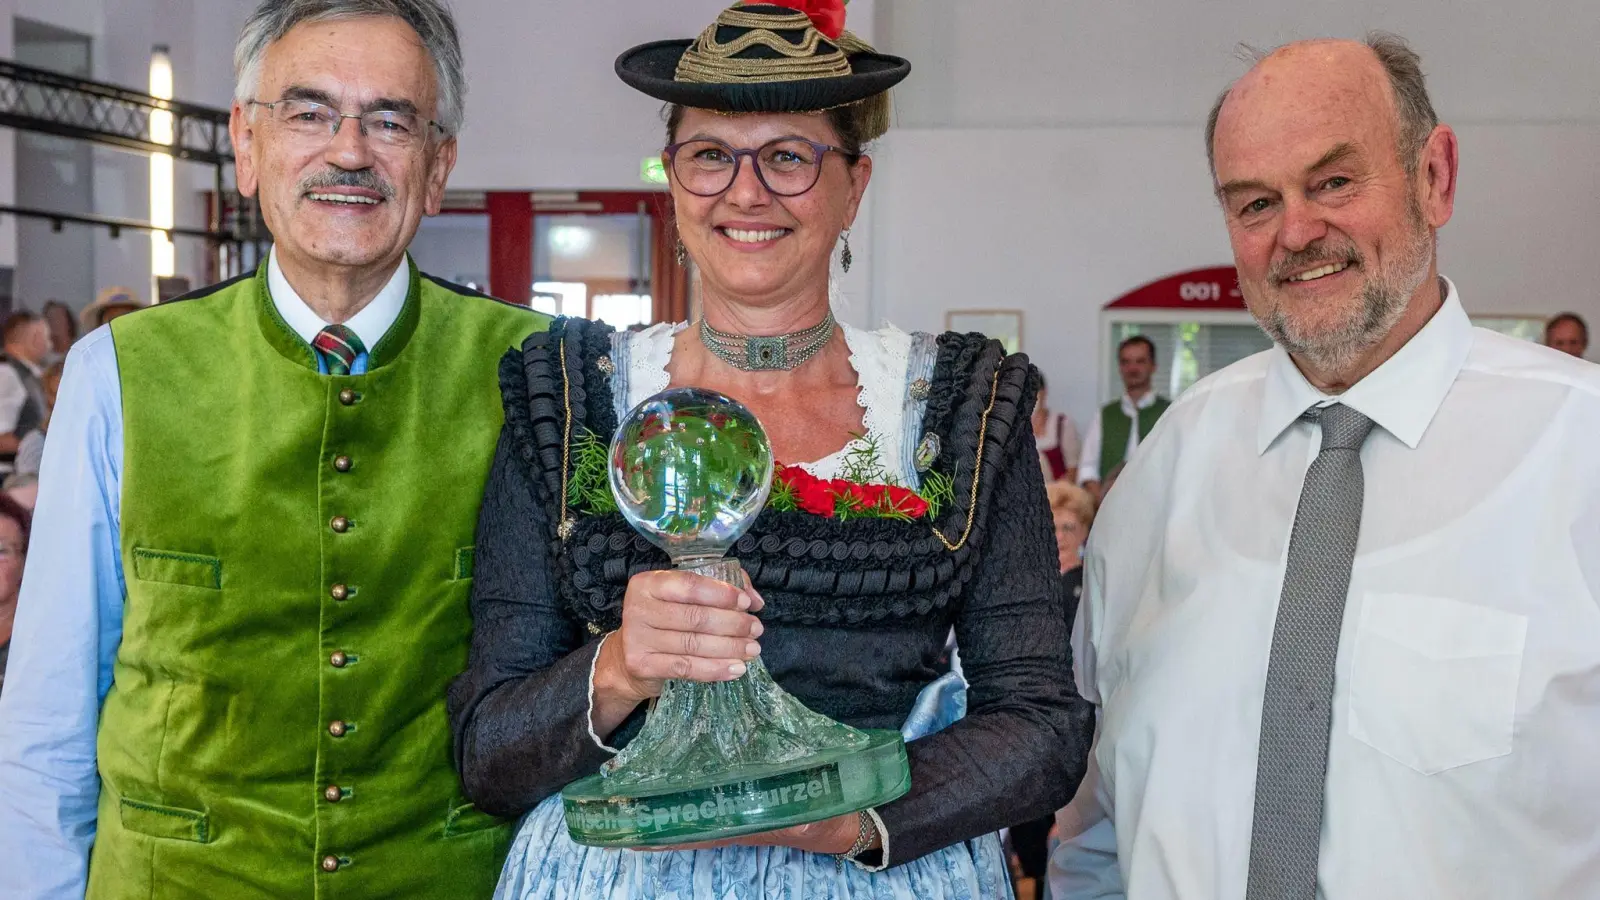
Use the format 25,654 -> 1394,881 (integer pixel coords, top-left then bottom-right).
1053,34 -> 1600,900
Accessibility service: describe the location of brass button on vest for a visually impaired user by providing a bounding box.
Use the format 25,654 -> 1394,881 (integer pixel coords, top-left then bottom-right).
334,455 -> 353,473
330,583 -> 349,601
324,785 -> 344,803
328,720 -> 348,737
321,855 -> 341,872
330,651 -> 349,668
338,388 -> 358,406
330,516 -> 350,533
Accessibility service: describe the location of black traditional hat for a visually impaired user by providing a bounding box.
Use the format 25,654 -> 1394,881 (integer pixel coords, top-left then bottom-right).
616,1 -> 909,140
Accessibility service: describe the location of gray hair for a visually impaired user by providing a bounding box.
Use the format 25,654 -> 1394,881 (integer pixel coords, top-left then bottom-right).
1205,31 -> 1439,178
235,0 -> 465,135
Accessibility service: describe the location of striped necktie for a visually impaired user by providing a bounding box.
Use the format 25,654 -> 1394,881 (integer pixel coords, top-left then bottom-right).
313,324 -> 366,376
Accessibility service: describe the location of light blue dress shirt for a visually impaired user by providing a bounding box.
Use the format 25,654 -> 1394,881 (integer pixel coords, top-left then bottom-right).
0,256 -> 404,898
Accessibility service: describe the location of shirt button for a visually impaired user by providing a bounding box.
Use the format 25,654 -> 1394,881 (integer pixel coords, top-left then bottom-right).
330,516 -> 350,533
324,785 -> 344,803
330,651 -> 348,668
321,855 -> 341,872
330,583 -> 349,601
334,455 -> 353,473
338,388 -> 358,406
328,720 -> 348,737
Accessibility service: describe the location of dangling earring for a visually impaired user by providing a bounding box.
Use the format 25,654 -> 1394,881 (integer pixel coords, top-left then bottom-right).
674,239 -> 687,267
839,228 -> 853,274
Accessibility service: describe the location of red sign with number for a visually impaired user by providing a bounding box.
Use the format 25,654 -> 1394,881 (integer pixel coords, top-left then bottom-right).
1106,266 -> 1246,310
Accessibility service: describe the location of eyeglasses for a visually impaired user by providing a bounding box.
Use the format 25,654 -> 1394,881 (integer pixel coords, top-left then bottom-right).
665,137 -> 859,198
248,98 -> 444,150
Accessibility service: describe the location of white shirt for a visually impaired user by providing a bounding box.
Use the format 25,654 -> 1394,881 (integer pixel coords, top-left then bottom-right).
1052,278 -> 1600,900
0,356 -> 43,434
1077,390 -> 1158,485
266,248 -> 409,350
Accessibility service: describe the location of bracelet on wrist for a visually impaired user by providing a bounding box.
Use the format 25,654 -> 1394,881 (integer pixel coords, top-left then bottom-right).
835,808 -> 889,873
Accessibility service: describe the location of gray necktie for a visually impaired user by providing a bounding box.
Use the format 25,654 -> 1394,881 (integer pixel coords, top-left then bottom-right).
1246,403 -> 1377,900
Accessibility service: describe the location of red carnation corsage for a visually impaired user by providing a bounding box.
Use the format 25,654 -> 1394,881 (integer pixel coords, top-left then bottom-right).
770,463 -> 932,520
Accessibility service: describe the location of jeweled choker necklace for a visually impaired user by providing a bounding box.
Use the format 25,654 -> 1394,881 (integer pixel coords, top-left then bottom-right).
699,311 -> 836,371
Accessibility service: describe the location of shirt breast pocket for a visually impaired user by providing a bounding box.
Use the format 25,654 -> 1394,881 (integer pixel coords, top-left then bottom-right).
1347,593 -> 1526,774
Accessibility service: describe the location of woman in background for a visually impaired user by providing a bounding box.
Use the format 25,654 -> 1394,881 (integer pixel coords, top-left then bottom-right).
1033,375 -> 1081,484
40,301 -> 76,364
0,492 -> 32,695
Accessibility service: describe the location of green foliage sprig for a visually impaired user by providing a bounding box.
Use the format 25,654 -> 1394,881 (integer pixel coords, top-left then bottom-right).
567,429 -> 617,515
566,426 -> 955,523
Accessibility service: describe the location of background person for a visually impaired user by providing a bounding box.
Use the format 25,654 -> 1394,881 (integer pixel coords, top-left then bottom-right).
40,300 -> 77,363
1078,335 -> 1169,499
0,312 -> 51,475
449,4 -> 1092,897
76,286 -> 145,334
1544,311 -> 1588,358
0,492 -> 29,697
1055,34 -> 1600,899
15,360 -> 64,478
1034,374 -> 1082,484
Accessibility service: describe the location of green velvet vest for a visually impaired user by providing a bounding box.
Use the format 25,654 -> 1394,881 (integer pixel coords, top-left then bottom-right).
89,261 -> 547,899
1098,394 -> 1170,475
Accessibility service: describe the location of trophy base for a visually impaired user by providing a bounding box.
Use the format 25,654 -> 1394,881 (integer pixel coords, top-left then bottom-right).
561,729 -> 910,848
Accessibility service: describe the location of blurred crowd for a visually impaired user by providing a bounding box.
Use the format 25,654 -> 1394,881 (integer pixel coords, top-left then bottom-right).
0,287 -> 147,695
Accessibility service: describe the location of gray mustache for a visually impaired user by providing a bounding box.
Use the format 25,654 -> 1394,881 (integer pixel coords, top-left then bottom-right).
1270,243 -> 1362,283
298,168 -> 394,200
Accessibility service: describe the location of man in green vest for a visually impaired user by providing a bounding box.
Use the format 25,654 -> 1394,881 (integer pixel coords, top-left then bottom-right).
0,2 -> 548,897
1078,335 -> 1172,499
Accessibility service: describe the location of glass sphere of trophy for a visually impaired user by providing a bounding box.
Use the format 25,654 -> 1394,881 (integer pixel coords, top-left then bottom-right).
560,387 -> 911,847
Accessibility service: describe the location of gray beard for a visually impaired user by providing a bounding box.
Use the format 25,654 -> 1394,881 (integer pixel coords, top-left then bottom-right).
1263,211 -> 1434,377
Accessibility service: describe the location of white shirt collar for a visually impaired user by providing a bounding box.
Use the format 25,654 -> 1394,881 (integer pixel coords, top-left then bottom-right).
266,248 -> 410,352
1121,391 -> 1158,415
1257,275 -> 1473,454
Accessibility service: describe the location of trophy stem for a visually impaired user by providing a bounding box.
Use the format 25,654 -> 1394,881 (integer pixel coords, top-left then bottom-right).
598,557 -> 871,791
678,556 -> 743,585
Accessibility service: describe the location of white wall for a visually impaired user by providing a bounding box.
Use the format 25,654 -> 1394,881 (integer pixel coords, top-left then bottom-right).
880,0 -> 1600,129
864,0 -> 1600,430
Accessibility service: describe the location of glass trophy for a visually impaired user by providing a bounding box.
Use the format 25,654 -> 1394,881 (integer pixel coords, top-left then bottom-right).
561,387 -> 911,847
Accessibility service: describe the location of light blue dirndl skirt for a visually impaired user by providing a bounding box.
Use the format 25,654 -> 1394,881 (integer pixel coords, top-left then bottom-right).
493,671 -> 1012,900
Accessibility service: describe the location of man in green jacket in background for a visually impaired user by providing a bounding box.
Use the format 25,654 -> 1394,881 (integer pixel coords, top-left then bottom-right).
0,1 -> 548,897
1079,335 -> 1172,499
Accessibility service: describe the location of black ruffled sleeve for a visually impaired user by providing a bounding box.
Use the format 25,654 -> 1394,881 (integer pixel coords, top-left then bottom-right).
445,351 -> 645,816
874,396 -> 1096,865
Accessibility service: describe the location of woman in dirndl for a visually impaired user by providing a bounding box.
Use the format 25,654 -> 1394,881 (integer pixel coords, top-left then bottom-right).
448,3 -> 1093,897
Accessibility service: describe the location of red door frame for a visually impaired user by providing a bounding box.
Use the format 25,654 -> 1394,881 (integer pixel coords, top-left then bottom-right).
443,191 -> 673,304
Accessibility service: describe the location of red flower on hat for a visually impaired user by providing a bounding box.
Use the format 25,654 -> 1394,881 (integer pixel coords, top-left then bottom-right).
760,0 -> 847,41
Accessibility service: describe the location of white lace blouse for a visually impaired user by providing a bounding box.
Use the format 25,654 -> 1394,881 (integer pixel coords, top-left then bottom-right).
607,320 -> 938,487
